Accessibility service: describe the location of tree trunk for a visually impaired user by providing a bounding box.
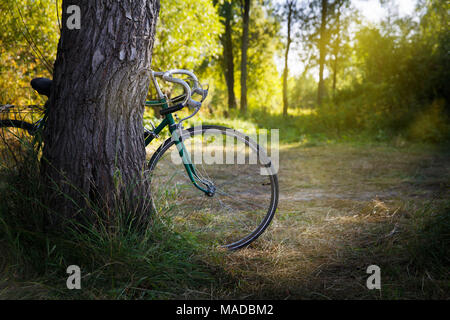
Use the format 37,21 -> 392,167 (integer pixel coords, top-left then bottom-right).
240,0 -> 250,115
332,54 -> 338,99
221,1 -> 237,111
42,0 -> 160,227
283,1 -> 294,117
331,1 -> 342,101
317,0 -> 328,106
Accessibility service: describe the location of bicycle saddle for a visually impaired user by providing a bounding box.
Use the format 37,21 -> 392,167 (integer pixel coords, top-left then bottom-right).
31,77 -> 52,97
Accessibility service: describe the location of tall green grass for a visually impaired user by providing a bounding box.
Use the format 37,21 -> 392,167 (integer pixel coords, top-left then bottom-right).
0,135 -> 221,299
146,97 -> 449,145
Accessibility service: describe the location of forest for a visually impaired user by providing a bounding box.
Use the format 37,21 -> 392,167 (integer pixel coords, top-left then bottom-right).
0,0 -> 448,300
1,0 -> 448,142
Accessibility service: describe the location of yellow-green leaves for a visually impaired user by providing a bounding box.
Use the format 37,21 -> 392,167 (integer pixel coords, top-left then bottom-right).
152,0 -> 223,71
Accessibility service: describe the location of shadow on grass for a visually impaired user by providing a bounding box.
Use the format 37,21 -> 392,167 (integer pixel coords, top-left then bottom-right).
299,200 -> 450,300
0,126 -> 448,300
0,134 -> 237,300
0,178 -> 229,299
208,144 -> 450,300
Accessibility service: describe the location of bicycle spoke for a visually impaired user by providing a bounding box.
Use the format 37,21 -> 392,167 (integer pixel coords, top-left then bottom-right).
148,126 -> 278,249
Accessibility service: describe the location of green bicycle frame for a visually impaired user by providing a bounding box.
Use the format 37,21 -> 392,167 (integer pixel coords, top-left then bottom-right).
144,98 -> 210,194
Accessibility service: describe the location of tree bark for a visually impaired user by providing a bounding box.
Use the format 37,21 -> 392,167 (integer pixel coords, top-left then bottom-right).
42,0 -> 160,226
317,0 -> 328,106
240,0 -> 250,115
221,1 -> 237,111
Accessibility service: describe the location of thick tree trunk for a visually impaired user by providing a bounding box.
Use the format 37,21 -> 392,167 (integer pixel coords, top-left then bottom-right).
317,0 -> 328,106
221,1 -> 237,111
42,0 -> 160,226
240,0 -> 250,115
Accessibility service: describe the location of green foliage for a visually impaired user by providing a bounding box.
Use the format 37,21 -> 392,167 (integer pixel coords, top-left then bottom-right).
0,0 -> 448,144
288,74 -> 317,109
244,2 -> 282,113
333,2 -> 450,141
0,0 -> 58,105
284,0 -> 449,142
210,0 -> 282,115
152,0 -> 223,71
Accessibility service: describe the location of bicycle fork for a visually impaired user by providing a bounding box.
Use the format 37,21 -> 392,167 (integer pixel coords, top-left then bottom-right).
167,117 -> 216,197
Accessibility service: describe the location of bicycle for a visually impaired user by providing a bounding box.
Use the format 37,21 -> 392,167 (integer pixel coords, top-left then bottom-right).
0,69 -> 279,250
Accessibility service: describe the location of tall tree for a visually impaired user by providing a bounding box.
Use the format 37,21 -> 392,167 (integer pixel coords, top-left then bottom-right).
331,1 -> 341,99
327,0 -> 351,100
239,0 -> 250,114
42,0 -> 160,226
238,1 -> 281,113
219,1 -> 237,111
281,0 -> 296,117
300,0 -> 350,105
317,0 -> 328,106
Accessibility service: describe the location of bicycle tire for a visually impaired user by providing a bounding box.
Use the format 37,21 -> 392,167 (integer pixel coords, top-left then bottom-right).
147,125 -> 279,250
0,120 -> 37,169
0,120 -> 35,132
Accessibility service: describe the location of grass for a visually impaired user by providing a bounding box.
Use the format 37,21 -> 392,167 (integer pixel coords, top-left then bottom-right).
0,186 -> 223,299
0,116 -> 449,299
207,141 -> 449,299
0,134 -> 228,299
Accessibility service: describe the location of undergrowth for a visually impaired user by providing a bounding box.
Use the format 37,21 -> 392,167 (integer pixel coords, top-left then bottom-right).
0,138 -> 224,299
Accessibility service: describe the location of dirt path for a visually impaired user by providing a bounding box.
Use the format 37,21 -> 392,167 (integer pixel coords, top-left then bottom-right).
212,143 -> 450,299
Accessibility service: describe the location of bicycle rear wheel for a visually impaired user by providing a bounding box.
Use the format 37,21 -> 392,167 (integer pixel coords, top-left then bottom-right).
147,125 -> 279,250
0,120 -> 36,170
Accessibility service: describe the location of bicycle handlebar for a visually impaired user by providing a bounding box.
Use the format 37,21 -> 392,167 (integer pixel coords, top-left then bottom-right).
152,69 -> 208,109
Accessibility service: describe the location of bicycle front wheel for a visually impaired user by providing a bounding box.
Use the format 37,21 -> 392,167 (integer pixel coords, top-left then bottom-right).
148,125 -> 279,250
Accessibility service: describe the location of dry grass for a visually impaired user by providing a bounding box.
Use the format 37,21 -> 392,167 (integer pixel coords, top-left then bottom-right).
204,142 -> 450,299
0,138 -> 448,299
